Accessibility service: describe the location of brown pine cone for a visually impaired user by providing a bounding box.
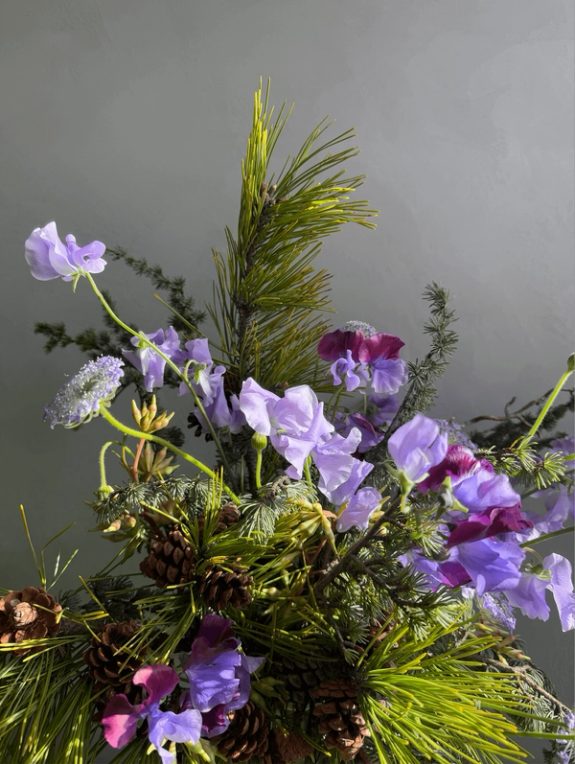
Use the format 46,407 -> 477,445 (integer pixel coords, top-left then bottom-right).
197,502 -> 240,541
269,728 -> 313,763
0,587 -> 62,655
198,564 -> 253,612
312,678 -> 370,761
83,620 -> 146,719
213,702 -> 270,761
276,654 -> 329,709
140,527 -> 196,587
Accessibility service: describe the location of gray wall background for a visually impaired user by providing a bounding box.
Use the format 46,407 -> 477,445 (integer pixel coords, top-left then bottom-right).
1,1 -> 573,760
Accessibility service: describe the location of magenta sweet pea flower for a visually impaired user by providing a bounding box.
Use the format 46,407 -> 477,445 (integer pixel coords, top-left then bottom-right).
336,487 -> 381,532
505,554 -> 575,632
25,222 -> 106,281
102,664 -> 201,764
446,504 -> 533,547
122,327 -> 182,392
388,413 -> 449,484
417,445 -> 481,493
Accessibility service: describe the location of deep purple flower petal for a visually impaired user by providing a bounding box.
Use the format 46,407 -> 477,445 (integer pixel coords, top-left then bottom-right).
101,694 -> 144,748
201,704 -> 230,737
318,329 -> 365,362
438,561 -> 472,589
196,614 -> 237,651
447,505 -> 533,547
358,332 -> 405,364
337,487 -> 381,531
335,412 -> 383,454
418,445 -> 480,494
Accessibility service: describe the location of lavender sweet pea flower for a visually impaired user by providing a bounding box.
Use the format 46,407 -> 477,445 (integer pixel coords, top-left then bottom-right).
452,466 -> 520,512
336,487 -> 381,532
102,664 -> 201,764
418,445 -> 481,494
520,486 -> 574,542
448,538 -> 525,596
388,413 -> 449,484
184,614 -> 264,738
25,222 -> 106,281
239,379 -> 333,478
313,430 -> 374,506
122,327 -> 181,392
506,554 -> 575,632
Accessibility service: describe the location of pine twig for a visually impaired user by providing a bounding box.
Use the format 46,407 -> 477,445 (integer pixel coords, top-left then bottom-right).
483,658 -> 572,717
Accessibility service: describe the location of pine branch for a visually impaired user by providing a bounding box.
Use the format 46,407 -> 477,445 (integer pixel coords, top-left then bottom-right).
207,81 -> 377,397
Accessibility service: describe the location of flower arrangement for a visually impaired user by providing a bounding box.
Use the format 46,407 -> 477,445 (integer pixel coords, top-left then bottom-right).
1,84 -> 574,764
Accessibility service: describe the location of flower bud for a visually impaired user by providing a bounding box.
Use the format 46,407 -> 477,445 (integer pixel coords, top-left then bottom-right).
251,432 -> 268,452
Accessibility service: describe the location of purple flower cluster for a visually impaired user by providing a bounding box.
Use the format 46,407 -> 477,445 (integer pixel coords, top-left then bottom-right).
25,222 -> 106,281
318,322 -> 409,395
391,415 -> 575,631
102,615 -> 263,763
238,379 -> 381,530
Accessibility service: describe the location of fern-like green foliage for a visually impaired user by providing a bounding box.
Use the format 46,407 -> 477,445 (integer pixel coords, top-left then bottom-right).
207,81 -> 377,396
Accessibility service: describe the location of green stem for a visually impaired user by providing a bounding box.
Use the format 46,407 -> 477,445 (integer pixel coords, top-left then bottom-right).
528,366 -> 574,437
519,525 -> 574,548
255,449 -> 263,490
99,404 -> 241,505
84,273 -> 234,479
304,457 -> 313,485
98,441 -> 116,490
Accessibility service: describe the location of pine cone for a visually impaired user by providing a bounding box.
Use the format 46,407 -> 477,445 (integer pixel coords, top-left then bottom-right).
276,655 -> 329,709
140,527 -> 196,587
0,587 -> 62,655
197,502 -> 240,540
198,564 -> 253,612
213,702 -> 270,761
312,679 -> 370,761
269,728 -> 313,763
83,620 -> 146,719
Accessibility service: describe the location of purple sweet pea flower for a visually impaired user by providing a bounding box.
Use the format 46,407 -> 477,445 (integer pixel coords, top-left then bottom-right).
479,592 -> 517,631
418,445 -> 481,494
398,549 -> 446,591
452,466 -> 521,512
367,394 -> 399,427
313,431 -> 374,506
102,664 -> 201,764
518,486 -> 574,542
388,413 -> 449,484
183,614 -> 264,738
447,538 -> 525,596
446,504 -> 533,547
505,554 -> 575,632
25,222 -> 106,281
330,350 -> 370,392
239,379 -> 333,479
122,327 -> 181,392
336,487 -> 381,532
318,326 -> 408,395
335,412 -> 384,454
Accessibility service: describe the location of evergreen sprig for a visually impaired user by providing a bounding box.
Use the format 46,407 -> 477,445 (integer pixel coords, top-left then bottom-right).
207,81 -> 377,396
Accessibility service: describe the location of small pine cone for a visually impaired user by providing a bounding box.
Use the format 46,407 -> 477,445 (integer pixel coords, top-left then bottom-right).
83,620 -> 146,719
198,564 -> 253,612
213,702 -> 270,761
276,655 -> 329,709
0,587 -> 62,655
312,679 -> 370,761
270,728 -> 313,763
140,527 -> 195,587
197,502 -> 240,540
